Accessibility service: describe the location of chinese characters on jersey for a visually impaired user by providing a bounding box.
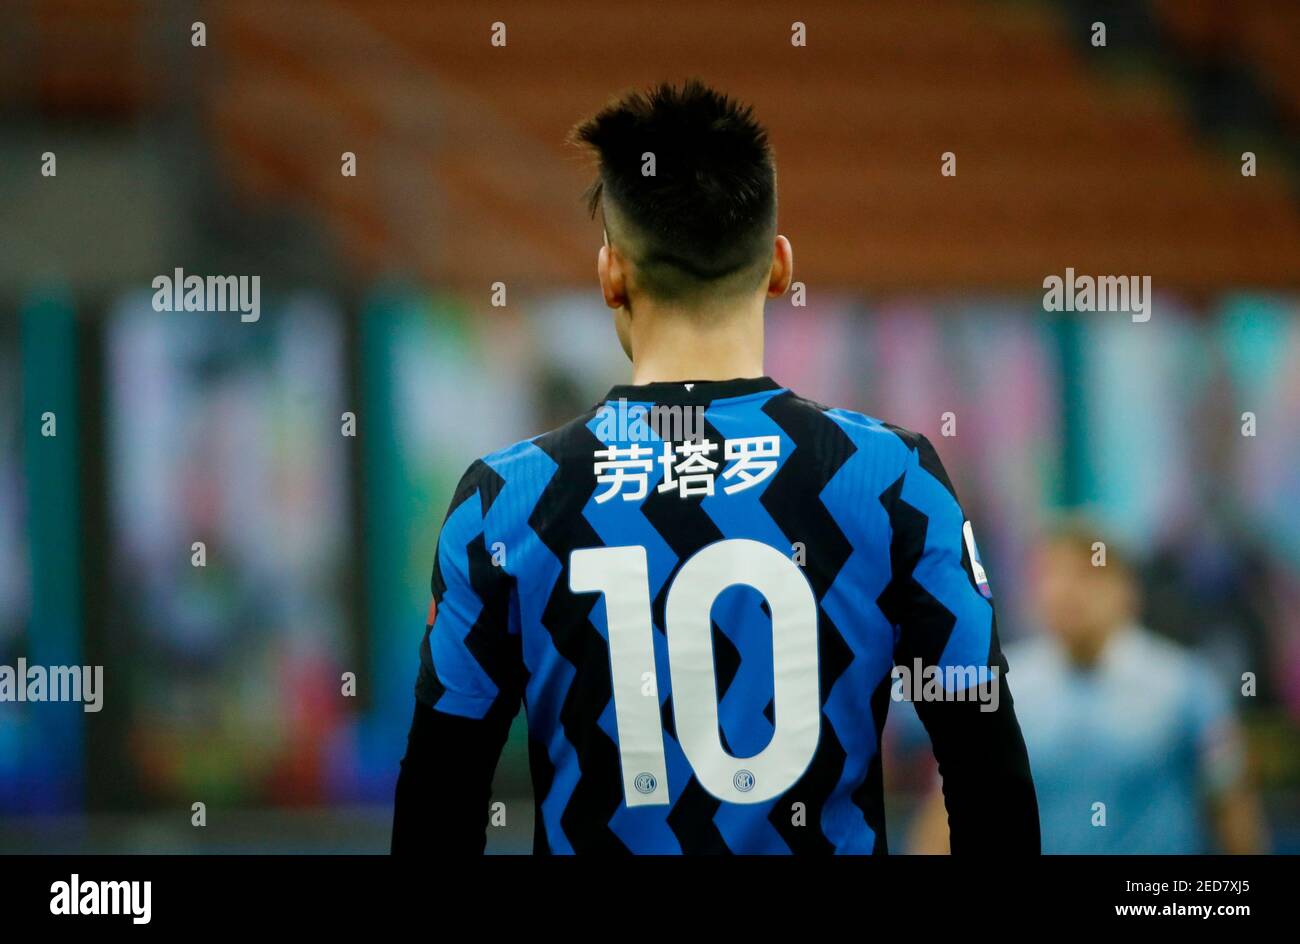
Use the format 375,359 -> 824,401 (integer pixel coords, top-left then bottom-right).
593,436 -> 781,503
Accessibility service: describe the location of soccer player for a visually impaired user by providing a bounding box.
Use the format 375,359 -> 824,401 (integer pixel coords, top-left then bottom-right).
392,80 -> 1039,854
911,522 -> 1263,854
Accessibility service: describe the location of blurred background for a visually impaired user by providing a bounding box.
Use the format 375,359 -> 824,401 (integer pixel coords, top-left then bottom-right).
0,0 -> 1297,852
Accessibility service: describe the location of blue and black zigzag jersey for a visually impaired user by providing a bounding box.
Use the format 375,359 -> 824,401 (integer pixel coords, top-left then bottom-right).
396,376 -> 1039,855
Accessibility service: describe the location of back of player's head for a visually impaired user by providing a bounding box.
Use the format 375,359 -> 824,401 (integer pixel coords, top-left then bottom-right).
1038,516 -> 1136,579
570,80 -> 777,305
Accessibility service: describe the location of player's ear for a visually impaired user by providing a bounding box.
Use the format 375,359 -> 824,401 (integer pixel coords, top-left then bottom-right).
766,235 -> 793,298
598,243 -> 629,310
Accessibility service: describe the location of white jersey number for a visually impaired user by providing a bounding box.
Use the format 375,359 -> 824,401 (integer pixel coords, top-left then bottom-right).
570,539 -> 820,806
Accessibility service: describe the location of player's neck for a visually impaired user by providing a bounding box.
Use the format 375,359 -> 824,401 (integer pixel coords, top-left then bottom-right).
628,305 -> 764,384
1063,621 -> 1125,668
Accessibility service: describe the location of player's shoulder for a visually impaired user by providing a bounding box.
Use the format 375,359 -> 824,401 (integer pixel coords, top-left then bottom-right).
1004,635 -> 1060,682
458,405 -> 605,494
1124,626 -> 1214,689
439,412 -> 600,536
1098,626 -> 1226,719
779,390 -> 940,475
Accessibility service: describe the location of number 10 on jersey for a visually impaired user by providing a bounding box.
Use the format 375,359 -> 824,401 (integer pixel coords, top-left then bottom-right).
570,539 -> 821,807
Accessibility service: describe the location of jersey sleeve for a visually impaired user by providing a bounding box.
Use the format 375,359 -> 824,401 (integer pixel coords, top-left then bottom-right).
416,459 -> 523,724
880,430 -> 1006,681
394,460 -> 522,855
880,429 -> 1039,853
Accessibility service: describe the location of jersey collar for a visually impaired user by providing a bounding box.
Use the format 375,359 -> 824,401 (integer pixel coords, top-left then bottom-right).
603,376 -> 782,405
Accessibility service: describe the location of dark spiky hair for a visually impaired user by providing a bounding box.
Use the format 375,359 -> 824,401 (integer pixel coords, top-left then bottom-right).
569,80 -> 777,304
